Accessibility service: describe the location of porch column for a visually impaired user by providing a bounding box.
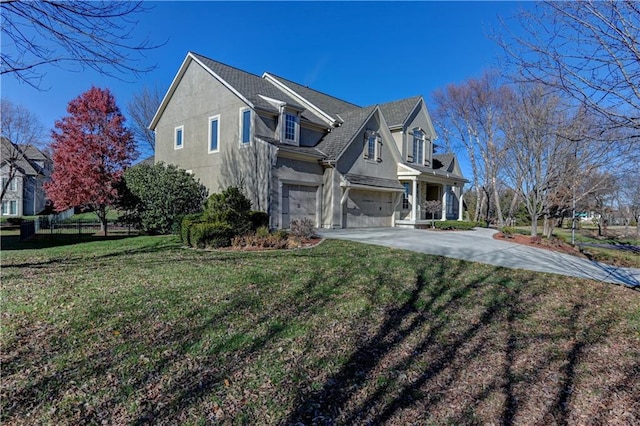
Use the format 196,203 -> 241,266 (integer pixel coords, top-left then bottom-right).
412,179 -> 418,221
441,185 -> 447,221
457,185 -> 464,221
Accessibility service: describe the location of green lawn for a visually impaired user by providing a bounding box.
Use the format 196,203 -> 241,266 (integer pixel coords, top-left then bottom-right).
2,235 -> 639,424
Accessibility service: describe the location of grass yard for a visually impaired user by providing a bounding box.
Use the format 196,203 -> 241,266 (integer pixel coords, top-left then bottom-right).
2,235 -> 639,424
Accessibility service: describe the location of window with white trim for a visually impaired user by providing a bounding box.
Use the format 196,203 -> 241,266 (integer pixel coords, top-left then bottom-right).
174,126 -> 184,149
240,108 -> 252,145
2,177 -> 17,192
2,200 -> 17,215
402,183 -> 410,209
285,113 -> 297,141
208,115 -> 220,153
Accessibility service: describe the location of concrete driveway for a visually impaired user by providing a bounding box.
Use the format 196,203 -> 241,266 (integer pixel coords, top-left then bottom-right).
318,227 -> 640,288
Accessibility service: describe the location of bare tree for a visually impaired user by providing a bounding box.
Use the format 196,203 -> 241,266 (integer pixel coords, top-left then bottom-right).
432,71 -> 511,226
618,174 -> 640,236
127,84 -> 162,154
580,172 -> 619,237
497,1 -> 640,139
0,100 -> 46,202
1,1 -> 161,89
501,84 -> 620,238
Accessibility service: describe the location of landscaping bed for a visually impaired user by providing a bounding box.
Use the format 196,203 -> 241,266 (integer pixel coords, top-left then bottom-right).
2,235 -> 639,424
496,229 -> 639,268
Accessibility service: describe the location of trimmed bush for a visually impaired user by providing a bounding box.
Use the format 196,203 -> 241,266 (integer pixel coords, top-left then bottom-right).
205,187 -> 252,236
180,213 -> 204,246
248,210 -> 269,231
190,222 -> 233,248
119,162 -> 208,235
433,220 -> 477,230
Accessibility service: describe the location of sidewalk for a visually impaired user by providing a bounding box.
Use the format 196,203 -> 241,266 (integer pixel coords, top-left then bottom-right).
318,227 -> 640,288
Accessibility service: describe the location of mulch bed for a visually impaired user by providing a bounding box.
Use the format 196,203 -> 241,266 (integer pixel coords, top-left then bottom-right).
494,232 -> 586,257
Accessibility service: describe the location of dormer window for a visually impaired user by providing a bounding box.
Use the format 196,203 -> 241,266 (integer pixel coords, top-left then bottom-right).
281,110 -> 299,146
285,113 -> 297,141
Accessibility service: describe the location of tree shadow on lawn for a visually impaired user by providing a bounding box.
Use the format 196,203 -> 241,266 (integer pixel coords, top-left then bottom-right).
2,243 -> 638,424
283,264 -> 634,424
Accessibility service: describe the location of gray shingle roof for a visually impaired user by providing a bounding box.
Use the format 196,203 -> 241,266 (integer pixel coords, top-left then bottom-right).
256,135 -> 324,157
18,144 -> 50,161
378,96 -> 422,128
135,155 -> 155,167
1,137 -> 40,176
407,153 -> 464,180
433,153 -> 455,173
191,53 -> 326,126
265,73 -> 360,122
315,105 -> 377,161
343,173 -> 404,190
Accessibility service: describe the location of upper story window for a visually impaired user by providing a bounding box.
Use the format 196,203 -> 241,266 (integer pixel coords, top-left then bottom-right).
241,108 -> 252,145
208,115 -> 220,153
285,113 -> 297,141
2,177 -> 17,192
363,130 -> 382,162
174,125 -> 184,150
412,128 -> 424,164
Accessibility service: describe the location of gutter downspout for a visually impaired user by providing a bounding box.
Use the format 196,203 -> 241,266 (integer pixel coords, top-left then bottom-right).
340,187 -> 351,229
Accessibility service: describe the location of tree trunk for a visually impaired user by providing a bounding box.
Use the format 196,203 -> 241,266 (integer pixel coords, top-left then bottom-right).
482,186 -> 491,227
597,216 -> 603,237
531,214 -> 538,236
491,176 -> 504,228
474,186 -> 482,222
96,205 -> 108,236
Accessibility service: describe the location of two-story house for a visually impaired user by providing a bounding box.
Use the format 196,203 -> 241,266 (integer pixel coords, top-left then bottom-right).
151,52 -> 466,229
1,137 -> 52,216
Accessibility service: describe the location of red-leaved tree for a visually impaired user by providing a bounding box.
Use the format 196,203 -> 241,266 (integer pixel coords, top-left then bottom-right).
46,86 -> 136,235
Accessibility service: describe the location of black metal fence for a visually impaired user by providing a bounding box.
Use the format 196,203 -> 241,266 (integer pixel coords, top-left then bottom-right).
20,218 -> 133,241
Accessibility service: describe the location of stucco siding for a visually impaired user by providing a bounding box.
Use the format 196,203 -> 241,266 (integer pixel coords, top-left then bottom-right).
403,103 -> 435,167
154,61 -> 277,210
336,115 -> 399,183
300,127 -> 325,147
155,61 -> 251,193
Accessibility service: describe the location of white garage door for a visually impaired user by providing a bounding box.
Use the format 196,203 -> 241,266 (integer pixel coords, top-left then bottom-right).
282,184 -> 317,228
344,190 -> 394,228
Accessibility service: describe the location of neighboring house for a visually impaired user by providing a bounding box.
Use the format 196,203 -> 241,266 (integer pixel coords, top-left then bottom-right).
151,52 -> 466,229
1,137 -> 52,216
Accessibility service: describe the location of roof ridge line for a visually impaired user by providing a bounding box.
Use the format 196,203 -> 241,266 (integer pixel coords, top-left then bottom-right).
190,51 -> 264,80
264,72 -> 361,108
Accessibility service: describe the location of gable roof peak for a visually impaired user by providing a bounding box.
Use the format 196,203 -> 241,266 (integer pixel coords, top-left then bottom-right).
378,95 -> 423,129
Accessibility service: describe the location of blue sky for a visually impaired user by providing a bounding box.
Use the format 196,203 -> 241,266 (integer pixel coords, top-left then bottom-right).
2,1 -> 528,169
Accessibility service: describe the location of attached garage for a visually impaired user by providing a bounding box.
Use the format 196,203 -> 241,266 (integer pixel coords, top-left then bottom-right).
343,190 -> 395,228
281,184 -> 318,228
339,174 -> 405,228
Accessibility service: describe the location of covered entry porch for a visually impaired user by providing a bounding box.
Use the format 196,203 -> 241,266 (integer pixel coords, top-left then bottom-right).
395,176 -> 465,227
